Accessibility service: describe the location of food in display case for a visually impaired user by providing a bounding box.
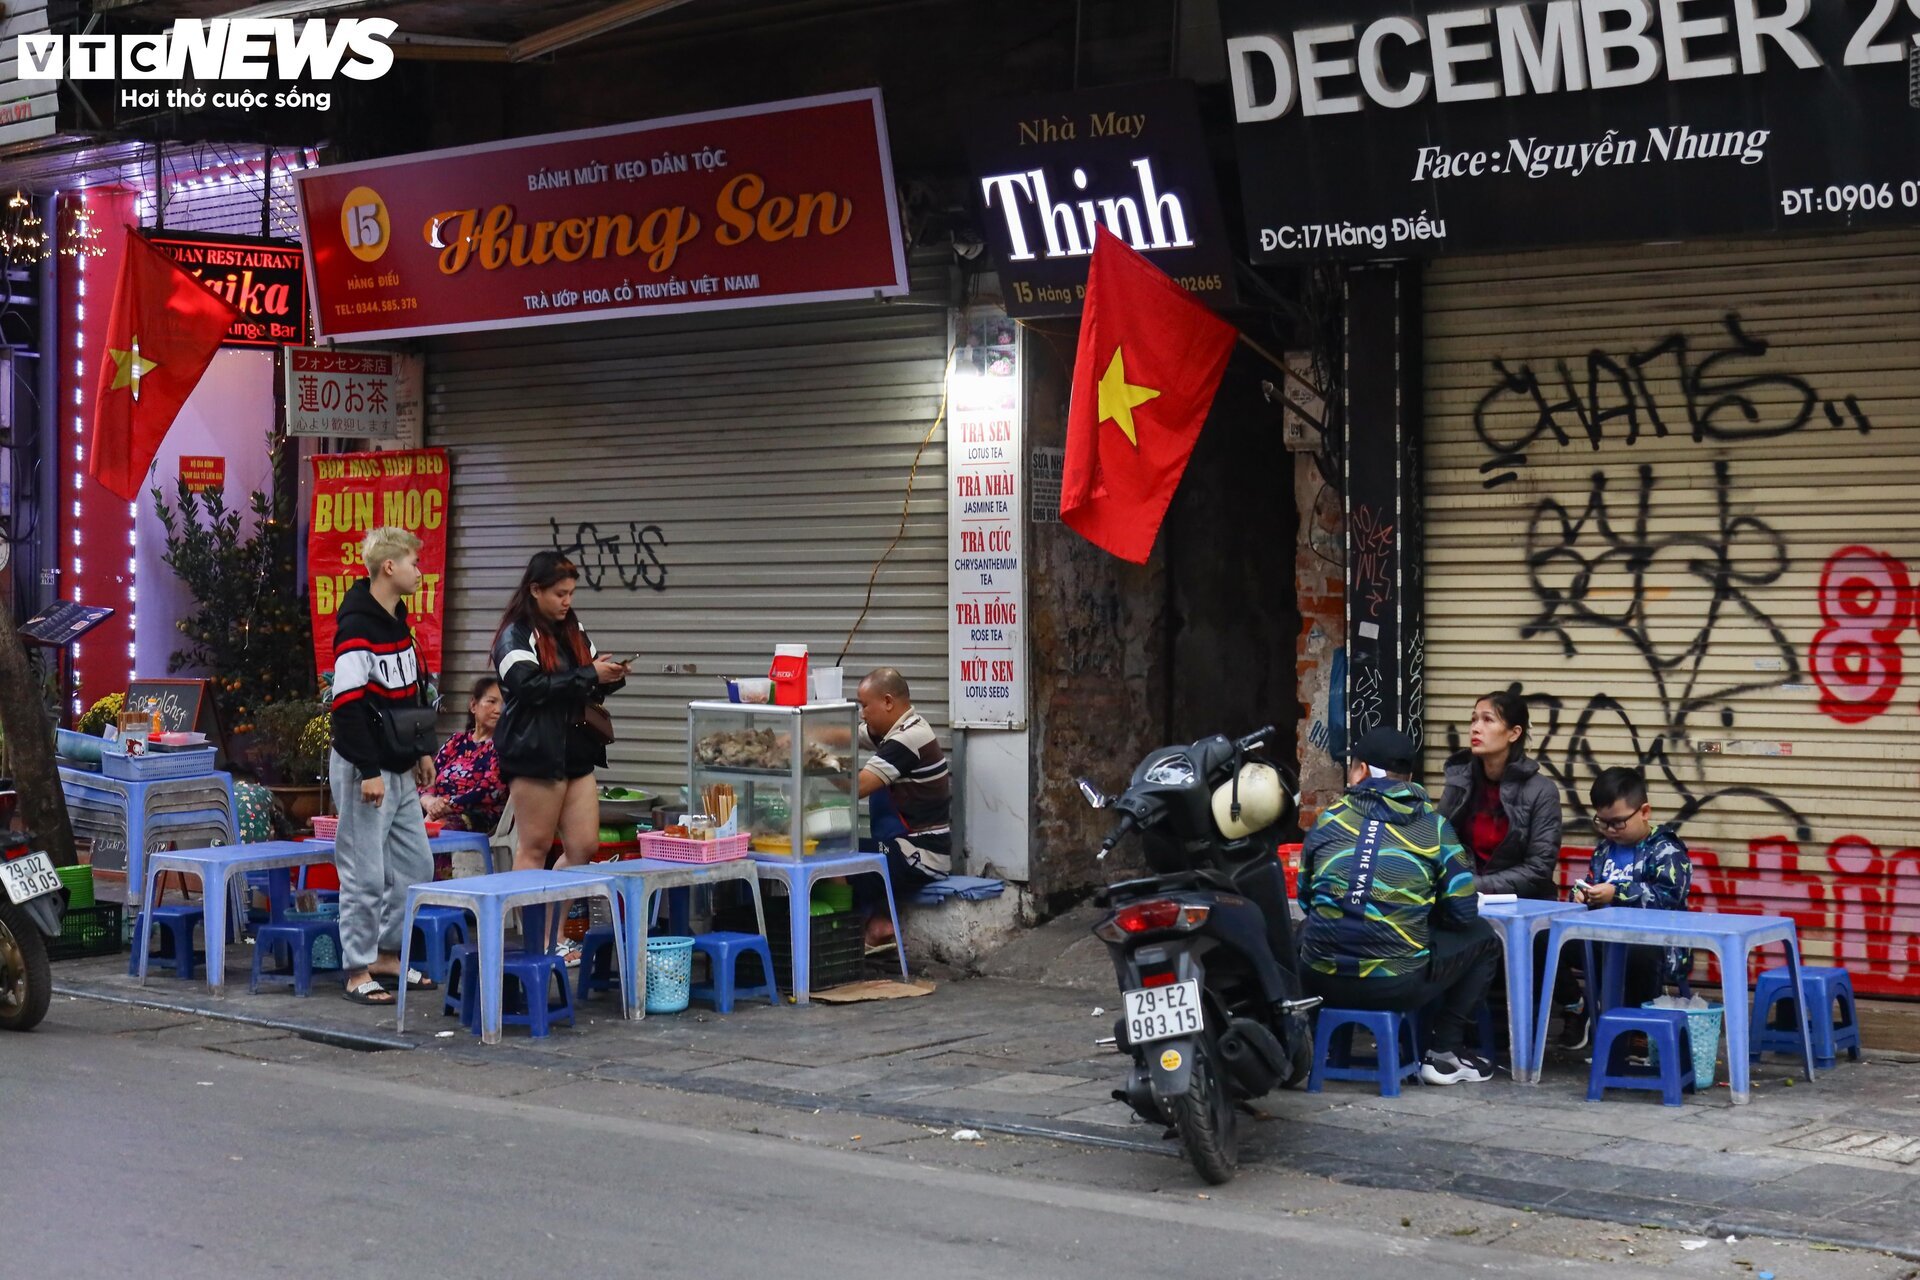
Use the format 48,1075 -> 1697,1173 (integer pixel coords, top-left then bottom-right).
695,727 -> 846,772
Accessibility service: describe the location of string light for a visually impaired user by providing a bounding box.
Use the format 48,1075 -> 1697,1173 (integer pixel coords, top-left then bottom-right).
0,191 -> 49,265
60,201 -> 104,258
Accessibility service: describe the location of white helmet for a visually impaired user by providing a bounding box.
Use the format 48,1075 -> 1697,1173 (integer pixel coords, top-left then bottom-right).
1211,762 -> 1290,840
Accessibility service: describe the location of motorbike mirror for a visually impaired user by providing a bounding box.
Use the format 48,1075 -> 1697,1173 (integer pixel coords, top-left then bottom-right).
1075,778 -> 1111,810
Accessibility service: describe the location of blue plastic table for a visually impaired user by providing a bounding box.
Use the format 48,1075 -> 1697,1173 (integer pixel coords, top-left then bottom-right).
1531,908 -> 1817,1103
752,851 -> 906,1004
136,842 -> 335,994
395,869 -> 625,1045
560,857 -> 769,1020
1479,899 -> 1585,1084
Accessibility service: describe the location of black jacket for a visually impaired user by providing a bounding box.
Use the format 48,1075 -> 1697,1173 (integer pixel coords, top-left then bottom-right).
490,618 -> 622,781
329,579 -> 431,781
1437,749 -> 1564,899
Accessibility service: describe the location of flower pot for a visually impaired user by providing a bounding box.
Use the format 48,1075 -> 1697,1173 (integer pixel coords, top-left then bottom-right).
267,784 -> 332,829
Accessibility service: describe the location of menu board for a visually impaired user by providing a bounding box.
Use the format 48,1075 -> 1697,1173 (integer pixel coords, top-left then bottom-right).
19,601 -> 114,647
947,307 -> 1026,729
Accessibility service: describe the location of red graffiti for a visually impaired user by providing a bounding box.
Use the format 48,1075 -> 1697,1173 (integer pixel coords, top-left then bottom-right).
1810,545 -> 1913,723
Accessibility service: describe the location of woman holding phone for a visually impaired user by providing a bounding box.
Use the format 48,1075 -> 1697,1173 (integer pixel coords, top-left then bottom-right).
490,552 -> 629,959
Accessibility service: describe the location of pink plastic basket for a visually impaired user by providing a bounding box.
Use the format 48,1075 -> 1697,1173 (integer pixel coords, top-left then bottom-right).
638,831 -> 751,864
310,816 -> 339,840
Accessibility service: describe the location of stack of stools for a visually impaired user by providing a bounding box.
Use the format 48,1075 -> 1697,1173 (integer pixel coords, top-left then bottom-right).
60,764 -> 236,907
1752,966 -> 1862,1069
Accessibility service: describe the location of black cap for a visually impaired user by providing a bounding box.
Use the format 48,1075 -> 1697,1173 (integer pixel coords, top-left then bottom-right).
1353,727 -> 1418,775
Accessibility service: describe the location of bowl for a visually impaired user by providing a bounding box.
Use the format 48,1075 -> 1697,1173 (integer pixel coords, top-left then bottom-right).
423,820 -> 445,837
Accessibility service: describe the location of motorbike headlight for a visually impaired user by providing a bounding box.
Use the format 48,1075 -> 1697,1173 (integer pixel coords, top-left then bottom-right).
1143,757 -> 1196,787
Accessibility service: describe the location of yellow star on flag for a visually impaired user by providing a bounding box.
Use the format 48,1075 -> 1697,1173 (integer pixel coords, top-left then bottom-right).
1097,345 -> 1160,447
108,336 -> 159,402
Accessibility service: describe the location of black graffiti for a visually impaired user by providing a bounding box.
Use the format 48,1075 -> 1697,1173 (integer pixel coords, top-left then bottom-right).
1479,459 -> 1812,842
1473,313 -> 1873,488
550,519 -> 669,593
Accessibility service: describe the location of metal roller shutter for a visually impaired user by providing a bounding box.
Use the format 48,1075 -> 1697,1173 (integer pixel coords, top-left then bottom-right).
425,256 -> 953,801
1423,229 -> 1920,997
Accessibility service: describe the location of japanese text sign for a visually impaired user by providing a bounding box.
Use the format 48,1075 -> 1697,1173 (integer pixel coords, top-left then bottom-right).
285,346 -> 423,439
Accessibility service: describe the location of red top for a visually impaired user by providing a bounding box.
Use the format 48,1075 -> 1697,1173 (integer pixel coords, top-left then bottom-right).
1461,772 -> 1510,870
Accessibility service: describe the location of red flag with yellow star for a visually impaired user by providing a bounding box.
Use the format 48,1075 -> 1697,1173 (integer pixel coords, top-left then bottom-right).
88,228 -> 239,500
1061,227 -> 1236,563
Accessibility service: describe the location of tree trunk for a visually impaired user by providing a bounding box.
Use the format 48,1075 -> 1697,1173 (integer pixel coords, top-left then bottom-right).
0,621 -> 76,867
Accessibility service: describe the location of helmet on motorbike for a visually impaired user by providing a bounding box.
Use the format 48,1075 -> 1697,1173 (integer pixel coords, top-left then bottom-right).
1211,762 -> 1290,839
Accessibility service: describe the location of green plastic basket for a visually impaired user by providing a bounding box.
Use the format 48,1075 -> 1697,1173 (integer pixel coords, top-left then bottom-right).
56,864 -> 94,910
1644,999 -> 1723,1091
645,936 -> 695,1013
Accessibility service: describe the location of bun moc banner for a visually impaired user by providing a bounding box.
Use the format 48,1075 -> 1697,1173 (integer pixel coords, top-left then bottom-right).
308,448 -> 450,680
294,89 -> 910,342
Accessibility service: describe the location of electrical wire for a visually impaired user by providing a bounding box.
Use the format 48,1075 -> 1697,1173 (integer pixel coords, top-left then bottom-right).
836,342 -> 957,668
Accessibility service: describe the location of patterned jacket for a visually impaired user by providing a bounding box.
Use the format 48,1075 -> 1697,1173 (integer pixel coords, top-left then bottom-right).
1298,779 -> 1479,979
1589,824 -> 1694,985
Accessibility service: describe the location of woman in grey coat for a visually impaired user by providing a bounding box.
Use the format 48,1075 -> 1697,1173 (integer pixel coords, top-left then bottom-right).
1437,690 -> 1563,900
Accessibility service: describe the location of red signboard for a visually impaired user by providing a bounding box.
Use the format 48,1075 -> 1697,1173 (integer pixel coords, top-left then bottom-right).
294,90 -> 909,342
148,231 -> 309,348
307,449 -> 450,681
178,455 -> 225,493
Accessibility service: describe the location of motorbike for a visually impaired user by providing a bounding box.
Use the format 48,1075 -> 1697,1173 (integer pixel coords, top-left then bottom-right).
0,822 -> 64,1033
1082,725 -> 1319,1184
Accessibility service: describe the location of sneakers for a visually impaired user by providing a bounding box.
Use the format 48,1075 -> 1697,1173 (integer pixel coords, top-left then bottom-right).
1558,1007 -> 1590,1052
1421,1048 -> 1495,1086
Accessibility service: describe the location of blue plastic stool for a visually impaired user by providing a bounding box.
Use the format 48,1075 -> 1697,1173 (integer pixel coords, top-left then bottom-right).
577,925 -> 621,1000
251,917 -> 343,996
1588,1007 -> 1695,1106
128,903 -> 205,979
1752,965 -> 1861,1069
1308,1009 -> 1422,1097
442,946 -> 576,1036
409,904 -> 472,985
689,932 -> 779,1014
445,944 -> 479,1026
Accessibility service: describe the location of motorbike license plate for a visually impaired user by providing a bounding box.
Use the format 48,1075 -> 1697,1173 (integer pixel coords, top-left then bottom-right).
0,851 -> 61,905
1124,980 -> 1202,1045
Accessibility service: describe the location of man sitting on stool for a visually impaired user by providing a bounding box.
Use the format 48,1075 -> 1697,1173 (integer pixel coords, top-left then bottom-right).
1298,727 -> 1501,1085
852,668 -> 950,950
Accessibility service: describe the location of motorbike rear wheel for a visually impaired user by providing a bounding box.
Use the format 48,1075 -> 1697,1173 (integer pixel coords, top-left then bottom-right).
1170,1037 -> 1238,1184
0,899 -> 52,1032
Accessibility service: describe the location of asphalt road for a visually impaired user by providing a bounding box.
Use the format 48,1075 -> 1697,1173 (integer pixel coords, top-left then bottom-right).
0,1013 -> 1577,1280
4,1006 -> 1911,1280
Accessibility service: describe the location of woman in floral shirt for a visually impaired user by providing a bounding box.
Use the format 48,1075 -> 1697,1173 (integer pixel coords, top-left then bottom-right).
424,677 -> 507,834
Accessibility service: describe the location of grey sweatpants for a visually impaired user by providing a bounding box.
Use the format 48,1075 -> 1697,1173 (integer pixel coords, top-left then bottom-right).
329,751 -> 433,971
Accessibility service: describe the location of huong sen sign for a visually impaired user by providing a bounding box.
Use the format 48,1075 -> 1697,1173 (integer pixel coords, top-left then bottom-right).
969,81 -> 1234,318
1222,0 -> 1920,261
294,90 -> 908,342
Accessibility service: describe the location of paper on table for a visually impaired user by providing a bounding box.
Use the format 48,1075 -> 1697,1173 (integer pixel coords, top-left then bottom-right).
1478,893 -> 1518,906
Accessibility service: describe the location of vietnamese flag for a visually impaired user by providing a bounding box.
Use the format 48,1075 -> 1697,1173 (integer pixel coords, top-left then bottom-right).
1061,227 -> 1237,564
88,228 -> 239,501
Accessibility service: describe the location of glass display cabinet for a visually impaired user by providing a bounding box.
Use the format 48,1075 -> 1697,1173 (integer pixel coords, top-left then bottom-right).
685,700 -> 860,866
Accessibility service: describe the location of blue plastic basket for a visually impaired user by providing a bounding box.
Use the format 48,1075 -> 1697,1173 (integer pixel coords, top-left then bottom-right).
1644,999 -> 1723,1091
645,936 -> 695,1014
287,904 -> 341,970
102,747 -> 218,782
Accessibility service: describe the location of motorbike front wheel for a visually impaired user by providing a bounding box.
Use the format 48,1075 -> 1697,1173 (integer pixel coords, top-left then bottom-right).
0,898 -> 52,1032
1170,1036 -> 1238,1184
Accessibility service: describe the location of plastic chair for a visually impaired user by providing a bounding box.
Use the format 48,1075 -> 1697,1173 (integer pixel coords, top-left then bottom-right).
1588,1007 -> 1694,1106
409,904 -> 472,985
1308,1008 -> 1422,1097
128,902 -> 205,979
1752,965 -> 1861,1069
251,916 -> 343,996
689,932 -> 779,1014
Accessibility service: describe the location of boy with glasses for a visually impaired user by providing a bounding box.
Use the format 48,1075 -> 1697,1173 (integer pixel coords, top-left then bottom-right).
1559,766 -> 1693,1049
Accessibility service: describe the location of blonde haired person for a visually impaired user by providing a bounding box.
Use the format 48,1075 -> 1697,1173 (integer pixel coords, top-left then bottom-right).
328,526 -> 438,1005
